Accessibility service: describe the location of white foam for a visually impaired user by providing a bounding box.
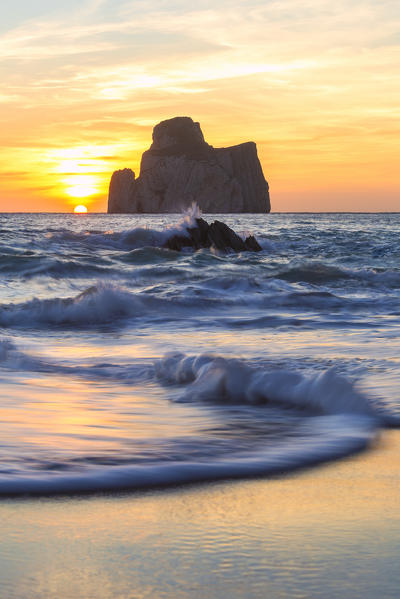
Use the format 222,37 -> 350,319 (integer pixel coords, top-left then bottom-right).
0,344 -> 382,496
0,283 -> 140,326
0,414 -> 375,496
155,353 -> 375,417
46,204 -> 204,252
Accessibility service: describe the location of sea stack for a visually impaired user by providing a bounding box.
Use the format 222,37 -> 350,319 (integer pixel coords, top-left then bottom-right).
108,117 -> 271,213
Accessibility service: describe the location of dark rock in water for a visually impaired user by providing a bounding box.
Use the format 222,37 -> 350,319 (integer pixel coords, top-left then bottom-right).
164,218 -> 262,253
108,116 -> 270,213
243,235 -> 262,252
164,234 -> 194,252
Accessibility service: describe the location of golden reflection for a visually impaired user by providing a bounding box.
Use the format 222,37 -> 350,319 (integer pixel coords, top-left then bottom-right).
1,431 -> 399,599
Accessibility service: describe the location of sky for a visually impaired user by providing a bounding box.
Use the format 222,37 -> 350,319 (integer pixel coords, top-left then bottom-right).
0,0 -> 399,212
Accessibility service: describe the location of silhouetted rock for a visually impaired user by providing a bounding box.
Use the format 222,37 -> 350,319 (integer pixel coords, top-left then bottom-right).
164,218 -> 262,253
108,117 -> 270,213
108,168 -> 136,214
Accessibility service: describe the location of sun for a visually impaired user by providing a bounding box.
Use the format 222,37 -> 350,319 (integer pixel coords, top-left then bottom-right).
74,204 -> 88,213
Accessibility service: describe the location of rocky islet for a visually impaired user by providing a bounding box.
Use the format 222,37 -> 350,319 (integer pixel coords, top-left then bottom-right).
108,116 -> 270,214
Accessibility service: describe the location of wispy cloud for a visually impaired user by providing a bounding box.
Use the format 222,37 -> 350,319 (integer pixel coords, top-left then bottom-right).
0,0 -> 399,210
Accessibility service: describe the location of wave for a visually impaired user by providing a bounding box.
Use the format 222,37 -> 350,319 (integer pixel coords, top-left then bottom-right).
0,338 -> 154,383
0,272 -> 300,330
0,338 -> 49,372
1,340 -> 395,425
155,353 -> 376,417
117,246 -> 181,265
0,279 -> 392,332
275,260 -> 400,288
0,282 -> 235,329
45,204 -> 205,252
0,284 -> 138,327
0,416 -> 375,496
46,227 -> 165,251
0,341 -> 376,418
0,346 -> 388,496
197,275 -> 352,309
0,252 -> 114,279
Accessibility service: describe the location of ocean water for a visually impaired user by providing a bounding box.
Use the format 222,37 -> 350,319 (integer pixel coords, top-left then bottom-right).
0,211 -> 399,496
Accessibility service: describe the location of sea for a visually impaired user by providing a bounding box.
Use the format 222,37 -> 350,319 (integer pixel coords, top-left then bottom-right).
0,210 -> 399,496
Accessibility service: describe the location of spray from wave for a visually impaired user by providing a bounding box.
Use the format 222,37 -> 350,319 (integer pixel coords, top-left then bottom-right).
155,352 -> 375,416
46,203 -> 204,251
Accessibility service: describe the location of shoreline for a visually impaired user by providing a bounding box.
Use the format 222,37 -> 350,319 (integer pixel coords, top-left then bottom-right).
1,430 -> 399,598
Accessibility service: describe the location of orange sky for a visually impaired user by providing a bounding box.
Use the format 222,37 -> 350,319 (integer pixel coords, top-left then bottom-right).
0,0 -> 399,212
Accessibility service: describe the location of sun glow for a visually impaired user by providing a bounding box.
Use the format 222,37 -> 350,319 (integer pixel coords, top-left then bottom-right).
44,146 -> 125,208
63,174 -> 100,198
74,204 -> 88,213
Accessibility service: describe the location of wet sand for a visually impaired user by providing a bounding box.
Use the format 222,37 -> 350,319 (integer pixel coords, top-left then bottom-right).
1,430 -> 399,599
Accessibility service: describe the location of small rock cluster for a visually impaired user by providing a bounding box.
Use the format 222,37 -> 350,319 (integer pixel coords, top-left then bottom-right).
164,218 -> 262,252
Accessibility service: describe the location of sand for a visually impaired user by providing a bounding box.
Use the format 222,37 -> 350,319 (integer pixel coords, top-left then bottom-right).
1,430 -> 399,599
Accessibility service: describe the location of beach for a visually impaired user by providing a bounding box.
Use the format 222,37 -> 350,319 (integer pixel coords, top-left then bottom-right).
1,429 -> 399,598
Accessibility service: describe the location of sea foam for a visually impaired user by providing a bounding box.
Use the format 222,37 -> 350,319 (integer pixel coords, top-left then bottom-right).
155,353 -> 375,417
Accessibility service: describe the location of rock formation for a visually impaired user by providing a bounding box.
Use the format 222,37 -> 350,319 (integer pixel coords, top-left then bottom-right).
108,117 -> 270,213
164,217 -> 262,252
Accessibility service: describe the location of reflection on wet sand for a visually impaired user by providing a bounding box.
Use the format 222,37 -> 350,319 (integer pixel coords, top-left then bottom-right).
1,431 -> 400,599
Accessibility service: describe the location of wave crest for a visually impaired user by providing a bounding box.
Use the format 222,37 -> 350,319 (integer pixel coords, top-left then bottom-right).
0,283 -> 143,327
155,353 -> 375,417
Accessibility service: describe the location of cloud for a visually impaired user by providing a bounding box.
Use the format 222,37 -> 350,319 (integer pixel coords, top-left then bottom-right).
0,0 -> 399,210
0,170 -> 31,178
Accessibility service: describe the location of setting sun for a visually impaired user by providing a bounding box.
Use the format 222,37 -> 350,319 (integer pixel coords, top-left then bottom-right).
74,204 -> 88,213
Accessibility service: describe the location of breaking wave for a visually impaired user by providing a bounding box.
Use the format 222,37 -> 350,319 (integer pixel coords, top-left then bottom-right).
155,353 -> 375,416
0,282 -> 211,328
0,277 -> 396,332
0,284 -> 142,327
0,343 -> 384,496
45,203 -> 204,251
